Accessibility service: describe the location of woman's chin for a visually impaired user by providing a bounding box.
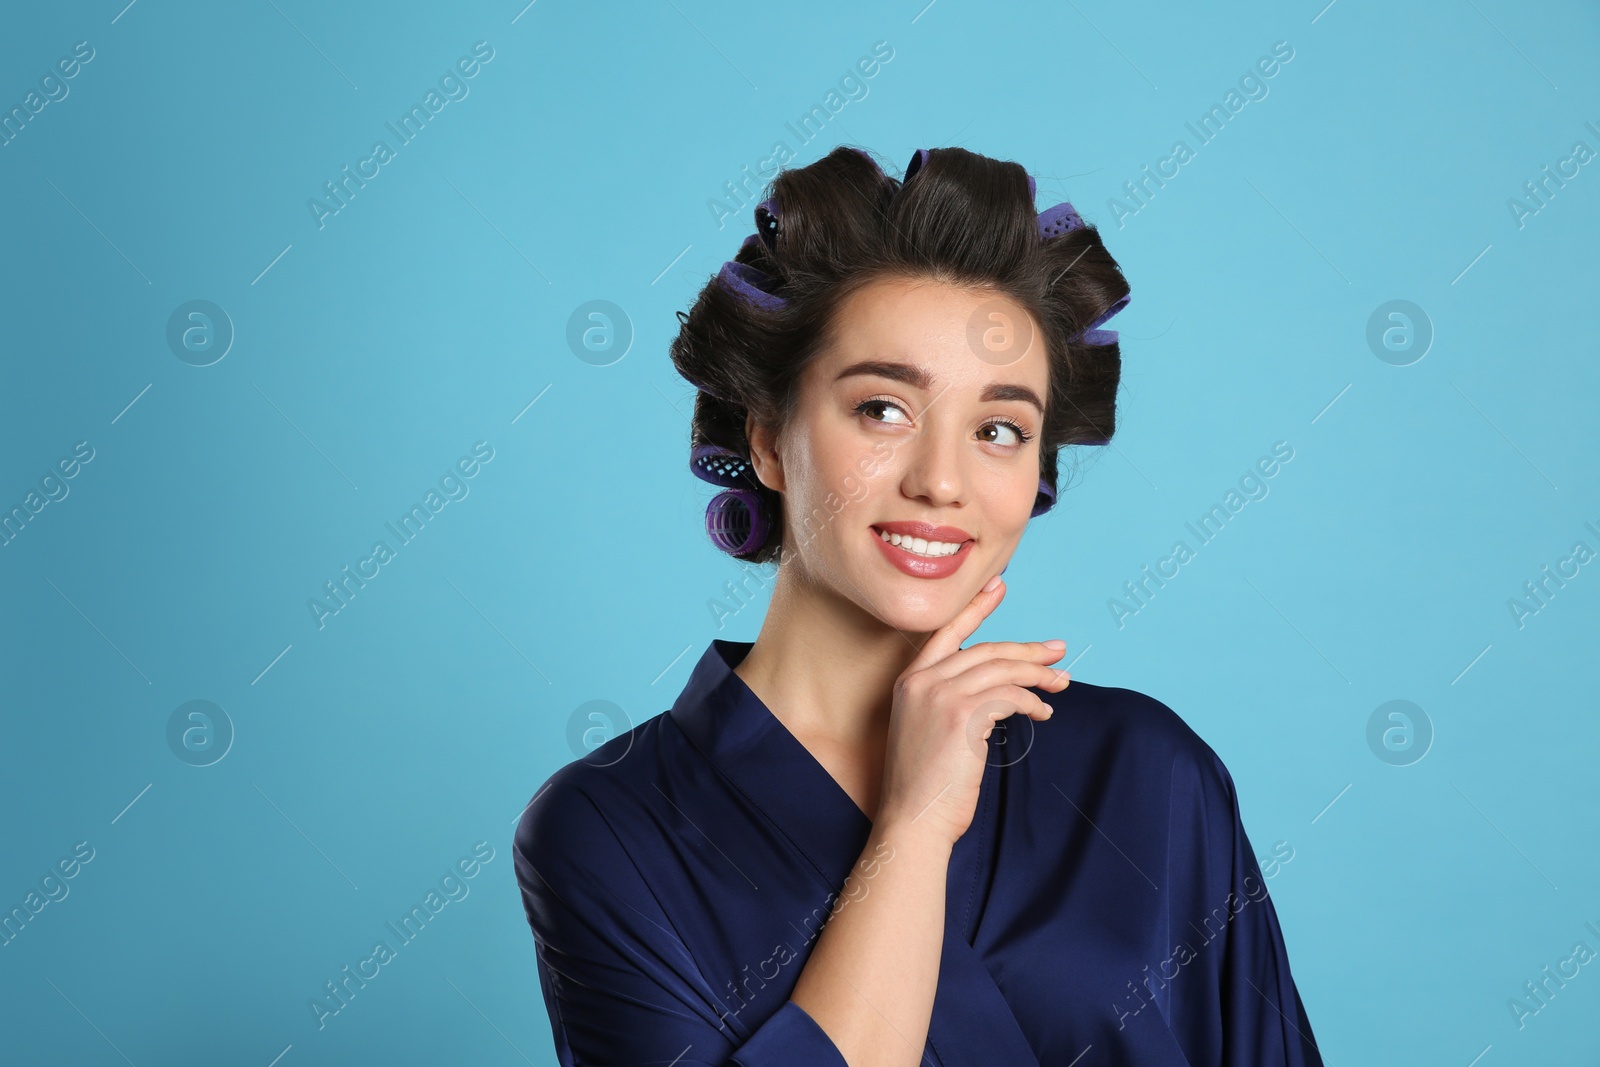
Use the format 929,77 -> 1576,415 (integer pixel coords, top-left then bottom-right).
859,580 -> 970,634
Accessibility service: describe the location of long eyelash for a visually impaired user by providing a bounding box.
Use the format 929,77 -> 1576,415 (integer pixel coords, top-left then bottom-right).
989,417 -> 1035,444
855,396 -> 1034,445
853,395 -> 907,419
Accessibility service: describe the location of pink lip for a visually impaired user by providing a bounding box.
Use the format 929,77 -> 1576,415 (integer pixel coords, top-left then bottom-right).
872,520 -> 973,542
869,523 -> 976,580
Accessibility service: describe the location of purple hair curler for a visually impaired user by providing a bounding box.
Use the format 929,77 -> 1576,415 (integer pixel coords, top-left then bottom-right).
1037,200 -> 1085,239
693,445 -> 772,554
705,489 -> 770,556
717,260 -> 787,311
717,207 -> 789,311
1027,178 -> 1131,345
754,198 -> 780,252
690,443 -> 756,488
1030,477 -> 1057,518
910,147 -> 1037,205
689,147 -> 1128,526
1083,291 -> 1129,335
903,148 -> 931,184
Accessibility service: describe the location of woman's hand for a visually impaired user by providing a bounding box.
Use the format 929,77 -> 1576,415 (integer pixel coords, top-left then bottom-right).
875,575 -> 1070,849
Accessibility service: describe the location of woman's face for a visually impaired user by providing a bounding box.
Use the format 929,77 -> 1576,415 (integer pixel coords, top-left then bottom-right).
748,274 -> 1050,633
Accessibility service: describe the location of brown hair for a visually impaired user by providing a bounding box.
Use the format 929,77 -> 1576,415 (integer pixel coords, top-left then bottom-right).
670,145 -> 1129,564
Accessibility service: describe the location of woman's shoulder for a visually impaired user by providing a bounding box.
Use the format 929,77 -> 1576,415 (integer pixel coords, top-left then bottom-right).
1037,676 -> 1234,791
511,714 -> 671,891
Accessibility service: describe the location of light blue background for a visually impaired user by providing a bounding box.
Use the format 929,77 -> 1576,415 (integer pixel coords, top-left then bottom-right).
2,1 -> 1597,1064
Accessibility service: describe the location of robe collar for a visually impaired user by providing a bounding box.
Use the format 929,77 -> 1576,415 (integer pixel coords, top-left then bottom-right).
668,638 -> 873,889
667,638 -> 1043,1066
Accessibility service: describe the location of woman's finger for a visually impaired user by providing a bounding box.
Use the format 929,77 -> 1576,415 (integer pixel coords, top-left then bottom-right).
905,575 -> 1006,675
934,639 -> 1066,677
965,684 -> 1056,728
948,657 -> 1071,696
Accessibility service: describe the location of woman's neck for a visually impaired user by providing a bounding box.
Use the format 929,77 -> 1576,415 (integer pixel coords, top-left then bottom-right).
733,564 -> 928,750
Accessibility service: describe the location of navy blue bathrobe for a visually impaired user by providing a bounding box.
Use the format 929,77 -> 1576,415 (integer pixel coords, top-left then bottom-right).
514,638 -> 1324,1066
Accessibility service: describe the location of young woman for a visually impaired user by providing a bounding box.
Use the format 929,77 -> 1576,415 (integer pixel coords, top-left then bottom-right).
513,145 -> 1324,1066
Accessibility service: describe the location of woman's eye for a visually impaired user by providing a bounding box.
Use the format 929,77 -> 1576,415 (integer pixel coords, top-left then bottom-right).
855,398 -> 912,426
980,421 -> 1030,448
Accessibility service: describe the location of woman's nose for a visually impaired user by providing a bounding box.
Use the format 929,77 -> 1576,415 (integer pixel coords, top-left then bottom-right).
899,434 -> 964,508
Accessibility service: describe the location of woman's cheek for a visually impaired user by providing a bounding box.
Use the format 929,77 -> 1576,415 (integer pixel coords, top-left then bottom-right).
839,471 -> 869,503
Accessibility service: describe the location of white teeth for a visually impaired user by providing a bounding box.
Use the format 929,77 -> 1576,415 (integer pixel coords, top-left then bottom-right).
876,528 -> 964,557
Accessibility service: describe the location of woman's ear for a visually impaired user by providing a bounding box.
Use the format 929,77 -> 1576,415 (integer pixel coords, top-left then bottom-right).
745,412 -> 785,493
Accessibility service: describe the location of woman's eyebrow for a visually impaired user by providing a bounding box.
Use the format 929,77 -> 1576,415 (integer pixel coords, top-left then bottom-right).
835,359 -> 932,391
834,359 -> 1044,414
982,383 -> 1045,413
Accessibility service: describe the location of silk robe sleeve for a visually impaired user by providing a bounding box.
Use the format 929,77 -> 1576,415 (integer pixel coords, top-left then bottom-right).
512,774 -> 849,1067
1160,736 -> 1323,1066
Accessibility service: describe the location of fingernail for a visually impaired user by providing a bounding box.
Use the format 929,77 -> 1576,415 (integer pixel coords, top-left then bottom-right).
982,575 -> 1001,593
1043,639 -> 1066,650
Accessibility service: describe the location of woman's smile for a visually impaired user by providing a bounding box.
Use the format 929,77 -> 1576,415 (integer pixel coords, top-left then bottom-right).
869,520 -> 977,579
